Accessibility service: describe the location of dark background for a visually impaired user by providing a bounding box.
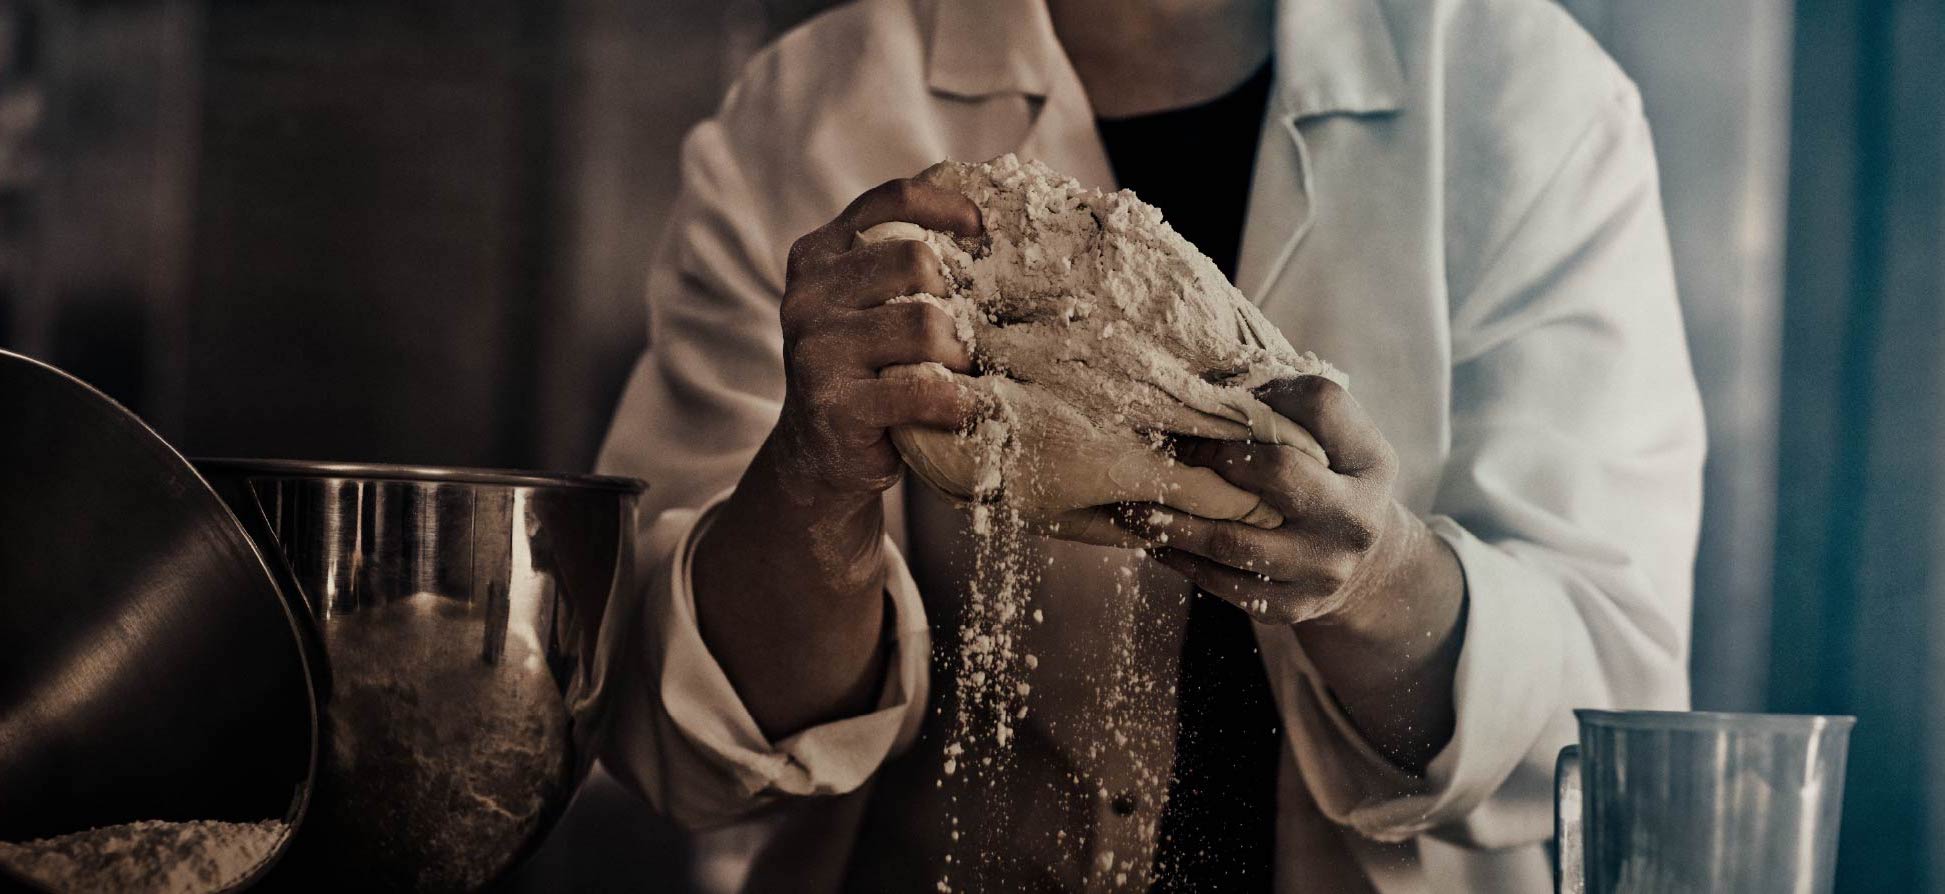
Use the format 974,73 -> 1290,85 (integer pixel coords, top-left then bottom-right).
2,0 -> 1942,890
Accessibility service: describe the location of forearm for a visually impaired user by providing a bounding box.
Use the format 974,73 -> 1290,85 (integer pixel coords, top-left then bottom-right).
1297,503 -> 1468,773
692,437 -> 893,741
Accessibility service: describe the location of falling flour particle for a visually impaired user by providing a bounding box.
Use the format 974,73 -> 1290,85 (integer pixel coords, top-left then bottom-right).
869,156 -> 1341,892
0,819 -> 286,894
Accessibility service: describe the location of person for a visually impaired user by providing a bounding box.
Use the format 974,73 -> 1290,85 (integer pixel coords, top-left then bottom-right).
593,0 -> 1705,890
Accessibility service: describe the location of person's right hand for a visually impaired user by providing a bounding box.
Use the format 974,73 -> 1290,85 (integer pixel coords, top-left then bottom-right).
767,176 -> 985,503
694,176 -> 986,738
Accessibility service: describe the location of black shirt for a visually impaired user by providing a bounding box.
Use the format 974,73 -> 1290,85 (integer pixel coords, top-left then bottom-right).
1096,62 -> 1272,286
1096,61 -> 1283,893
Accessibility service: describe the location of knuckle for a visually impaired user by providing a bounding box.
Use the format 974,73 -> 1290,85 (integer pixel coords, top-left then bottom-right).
895,236 -> 935,269
1300,374 -> 1345,401
1261,445 -> 1301,480
1317,557 -> 1358,594
808,341 -> 851,377
1207,525 -> 1246,561
1277,374 -> 1341,417
827,393 -> 872,432
788,324 -> 836,364
786,233 -> 820,274
860,178 -> 905,208
1342,519 -> 1380,553
798,393 -> 842,433
1261,550 -> 1304,582
1310,575 -> 1347,600
779,290 -> 815,332
911,304 -> 954,346
1375,440 -> 1400,475
885,177 -> 923,207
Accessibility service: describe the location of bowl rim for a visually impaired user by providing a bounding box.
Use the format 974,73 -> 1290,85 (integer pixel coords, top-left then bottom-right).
0,350 -> 323,888
194,458 -> 647,494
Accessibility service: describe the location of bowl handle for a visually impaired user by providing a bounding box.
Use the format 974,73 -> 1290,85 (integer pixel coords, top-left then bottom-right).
1554,744 -> 1583,893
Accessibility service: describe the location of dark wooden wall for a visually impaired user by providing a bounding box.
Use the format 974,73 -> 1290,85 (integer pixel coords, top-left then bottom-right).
0,1 -> 35,351
186,0 -> 557,466
7,0 -> 766,475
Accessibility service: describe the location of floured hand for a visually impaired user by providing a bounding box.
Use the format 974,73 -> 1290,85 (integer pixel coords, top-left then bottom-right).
855,156 -> 1342,547
1109,376 -> 1424,626
884,364 -> 1294,546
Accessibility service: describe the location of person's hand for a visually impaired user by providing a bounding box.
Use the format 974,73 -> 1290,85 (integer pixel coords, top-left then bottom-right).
693,175 -> 988,738
1111,375 -> 1420,627
767,177 -> 985,503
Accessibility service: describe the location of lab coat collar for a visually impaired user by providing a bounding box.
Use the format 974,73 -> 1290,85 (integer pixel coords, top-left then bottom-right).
1272,0 -> 1407,118
923,0 -> 1060,100
923,0 -> 1407,119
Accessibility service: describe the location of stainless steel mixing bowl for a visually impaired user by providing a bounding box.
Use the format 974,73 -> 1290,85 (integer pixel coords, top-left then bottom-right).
0,350 -> 320,893
194,459 -> 643,893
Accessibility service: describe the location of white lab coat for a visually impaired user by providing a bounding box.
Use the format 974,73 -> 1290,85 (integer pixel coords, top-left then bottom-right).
593,0 -> 1705,890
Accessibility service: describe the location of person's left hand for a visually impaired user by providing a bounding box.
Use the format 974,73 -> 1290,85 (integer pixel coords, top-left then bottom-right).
1111,375 -> 1417,626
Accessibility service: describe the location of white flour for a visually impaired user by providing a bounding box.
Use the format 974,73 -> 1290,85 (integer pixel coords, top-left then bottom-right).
875,155 -> 1341,541
0,819 -> 285,894
873,156 -> 1339,890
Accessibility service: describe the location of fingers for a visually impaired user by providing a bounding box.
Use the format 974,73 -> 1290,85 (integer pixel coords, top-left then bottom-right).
1099,444 -> 1281,527
789,177 -> 982,274
855,301 -> 974,372
1148,461 -> 1285,528
783,237 -> 971,375
795,301 -> 973,377
812,237 -> 951,309
1256,413 -> 1329,466
1254,376 -> 1395,476
1147,549 -> 1338,625
1030,507 -> 1152,549
842,372 -> 982,432
1170,436 -> 1340,521
845,177 -> 983,238
1148,547 -> 1273,603
1110,504 -> 1325,584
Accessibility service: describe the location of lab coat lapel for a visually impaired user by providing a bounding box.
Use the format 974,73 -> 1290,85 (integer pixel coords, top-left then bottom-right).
1237,0 -> 1409,305
1003,16 -> 1115,189
1014,77 -> 1116,192
923,0 -> 1114,189
1236,109 -> 1314,304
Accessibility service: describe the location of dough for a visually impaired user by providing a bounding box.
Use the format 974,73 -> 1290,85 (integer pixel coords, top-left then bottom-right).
860,155 -> 1345,546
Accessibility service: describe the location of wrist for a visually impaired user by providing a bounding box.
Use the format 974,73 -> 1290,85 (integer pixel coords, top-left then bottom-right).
691,444 -> 898,740
719,437 -> 890,589
756,424 -> 887,512
737,428 -> 881,522
1312,502 -> 1439,641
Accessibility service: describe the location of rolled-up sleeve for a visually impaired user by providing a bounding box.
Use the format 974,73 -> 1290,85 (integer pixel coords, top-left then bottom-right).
590,74 -> 934,829
1263,86 -> 1705,848
598,489 -> 931,829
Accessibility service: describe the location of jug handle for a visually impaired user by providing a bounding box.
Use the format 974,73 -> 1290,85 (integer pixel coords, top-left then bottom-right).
1554,744 -> 1583,894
